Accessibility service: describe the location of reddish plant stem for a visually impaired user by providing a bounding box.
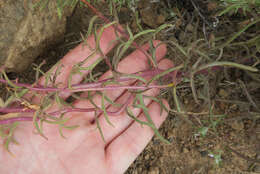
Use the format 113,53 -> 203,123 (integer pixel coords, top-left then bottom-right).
0,92 -> 134,125
0,65 -> 220,94
80,0 -> 110,23
0,117 -> 33,124
71,68 -> 164,89
0,79 -> 170,93
0,101 -> 133,116
0,68 -> 168,92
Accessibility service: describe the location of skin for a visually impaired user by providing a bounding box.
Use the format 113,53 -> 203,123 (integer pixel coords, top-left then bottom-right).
0,25 -> 173,174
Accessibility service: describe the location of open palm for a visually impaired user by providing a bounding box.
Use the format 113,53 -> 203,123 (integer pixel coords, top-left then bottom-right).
0,25 -> 172,174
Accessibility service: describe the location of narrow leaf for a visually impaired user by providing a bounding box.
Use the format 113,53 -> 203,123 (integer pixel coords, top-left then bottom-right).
136,94 -> 170,144
101,93 -> 114,127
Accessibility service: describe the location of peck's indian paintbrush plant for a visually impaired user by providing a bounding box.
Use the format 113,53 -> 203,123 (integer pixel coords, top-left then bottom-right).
0,0 -> 259,154
0,19 -> 181,152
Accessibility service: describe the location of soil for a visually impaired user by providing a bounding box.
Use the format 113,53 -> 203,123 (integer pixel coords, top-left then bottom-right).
1,1 -> 260,173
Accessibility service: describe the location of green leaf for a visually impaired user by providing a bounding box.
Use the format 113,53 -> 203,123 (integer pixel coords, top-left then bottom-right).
101,93 -> 114,127
121,73 -> 147,83
33,61 -> 46,82
96,21 -> 118,51
169,41 -> 189,58
126,107 -> 146,127
58,126 -> 67,139
198,127 -> 209,137
56,0 -> 63,19
44,115 -> 67,125
61,124 -> 79,130
33,110 -> 48,140
55,93 -> 71,108
2,71 -> 22,89
148,40 -> 157,67
95,116 -> 105,142
86,15 -> 99,40
118,29 -> 155,63
172,86 -> 181,112
136,94 -> 170,144
143,95 -> 168,115
4,122 -> 19,154
15,89 -> 29,99
103,93 -> 122,107
195,61 -> 258,73
58,122 -> 79,139
52,62 -> 63,85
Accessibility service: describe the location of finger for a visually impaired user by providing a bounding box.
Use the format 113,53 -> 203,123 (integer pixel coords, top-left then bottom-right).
106,99 -> 169,174
98,59 -> 173,143
38,24 -> 122,99
71,41 -> 167,123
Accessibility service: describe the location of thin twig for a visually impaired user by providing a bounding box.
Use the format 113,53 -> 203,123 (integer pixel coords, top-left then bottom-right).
226,146 -> 260,164
238,79 -> 259,111
169,109 -> 209,116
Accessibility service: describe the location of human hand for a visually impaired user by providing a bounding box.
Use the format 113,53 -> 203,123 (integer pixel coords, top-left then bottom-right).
0,25 -> 173,174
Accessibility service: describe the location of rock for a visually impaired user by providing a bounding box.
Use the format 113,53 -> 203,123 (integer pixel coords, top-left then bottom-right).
0,0 -> 74,72
156,14 -> 165,26
139,0 -> 166,28
218,89 -> 229,98
132,170 -> 139,174
207,2 -> 218,11
186,23 -> 194,32
148,167 -> 159,174
230,120 -> 244,131
183,147 -> 189,153
140,6 -> 157,28
145,153 -> 150,160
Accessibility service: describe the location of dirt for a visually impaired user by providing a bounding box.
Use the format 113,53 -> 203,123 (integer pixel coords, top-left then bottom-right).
1,1 -> 260,174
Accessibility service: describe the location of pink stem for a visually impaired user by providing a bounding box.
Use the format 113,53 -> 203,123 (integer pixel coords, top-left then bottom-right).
0,68 -> 165,92
0,94 -> 134,125
0,117 -> 33,124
